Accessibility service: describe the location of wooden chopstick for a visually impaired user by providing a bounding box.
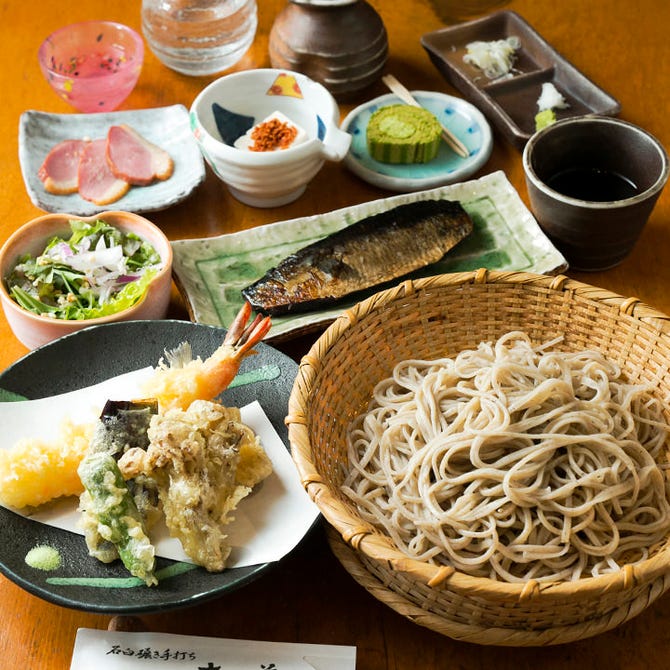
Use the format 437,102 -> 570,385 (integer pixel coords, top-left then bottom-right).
381,74 -> 470,159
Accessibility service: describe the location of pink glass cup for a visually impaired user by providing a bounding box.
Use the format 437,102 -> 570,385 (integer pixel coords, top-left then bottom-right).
38,21 -> 144,113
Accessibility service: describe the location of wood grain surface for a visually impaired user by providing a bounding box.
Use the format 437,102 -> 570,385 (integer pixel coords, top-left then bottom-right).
1,1 -> 669,667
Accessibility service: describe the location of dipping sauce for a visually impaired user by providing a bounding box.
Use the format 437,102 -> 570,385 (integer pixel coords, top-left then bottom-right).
546,167 -> 639,202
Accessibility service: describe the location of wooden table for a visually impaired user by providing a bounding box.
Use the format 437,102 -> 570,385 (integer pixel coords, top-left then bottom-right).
1,0 -> 669,667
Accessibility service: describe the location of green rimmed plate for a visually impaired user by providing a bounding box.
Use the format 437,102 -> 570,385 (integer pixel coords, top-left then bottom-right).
172,171 -> 567,340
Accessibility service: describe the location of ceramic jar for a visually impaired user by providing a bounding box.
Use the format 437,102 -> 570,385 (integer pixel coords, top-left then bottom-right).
269,0 -> 388,100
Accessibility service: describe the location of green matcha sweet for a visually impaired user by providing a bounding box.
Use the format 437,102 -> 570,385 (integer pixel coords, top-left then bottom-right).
366,104 -> 442,164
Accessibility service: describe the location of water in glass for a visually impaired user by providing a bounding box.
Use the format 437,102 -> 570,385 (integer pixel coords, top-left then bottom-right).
141,0 -> 257,76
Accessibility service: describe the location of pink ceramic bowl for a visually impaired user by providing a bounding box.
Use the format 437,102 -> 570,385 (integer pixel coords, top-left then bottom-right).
38,21 -> 144,113
0,211 -> 173,350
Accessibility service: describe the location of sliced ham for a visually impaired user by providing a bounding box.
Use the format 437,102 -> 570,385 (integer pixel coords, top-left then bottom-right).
106,124 -> 174,186
77,139 -> 130,206
38,139 -> 89,194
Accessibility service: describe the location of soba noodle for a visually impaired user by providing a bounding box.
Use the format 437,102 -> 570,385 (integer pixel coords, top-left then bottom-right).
342,331 -> 670,582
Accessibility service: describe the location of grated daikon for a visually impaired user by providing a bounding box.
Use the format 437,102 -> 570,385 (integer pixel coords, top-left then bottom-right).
463,36 -> 521,79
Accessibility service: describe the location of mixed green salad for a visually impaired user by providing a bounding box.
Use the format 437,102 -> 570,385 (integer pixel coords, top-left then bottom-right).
5,219 -> 162,321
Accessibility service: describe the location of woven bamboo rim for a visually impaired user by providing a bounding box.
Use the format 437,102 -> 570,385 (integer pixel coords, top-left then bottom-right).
326,526 -> 670,646
287,269 -> 670,643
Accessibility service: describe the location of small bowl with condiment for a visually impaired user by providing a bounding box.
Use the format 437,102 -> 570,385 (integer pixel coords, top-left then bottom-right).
38,21 -> 144,113
190,68 -> 352,208
522,116 -> 669,271
0,211 -> 173,350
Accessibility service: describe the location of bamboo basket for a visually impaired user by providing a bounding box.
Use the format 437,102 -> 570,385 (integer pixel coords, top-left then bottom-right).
286,269 -> 670,646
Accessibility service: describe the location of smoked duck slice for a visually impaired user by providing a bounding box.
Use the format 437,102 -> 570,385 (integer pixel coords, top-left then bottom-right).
78,139 -> 130,205
38,139 -> 89,194
106,124 -> 174,186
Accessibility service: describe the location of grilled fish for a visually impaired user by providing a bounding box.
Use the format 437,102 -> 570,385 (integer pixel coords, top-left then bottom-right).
241,199 -> 473,315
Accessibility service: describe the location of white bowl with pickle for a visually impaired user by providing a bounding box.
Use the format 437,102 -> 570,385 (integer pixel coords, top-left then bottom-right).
0,211 -> 173,349
190,68 -> 352,208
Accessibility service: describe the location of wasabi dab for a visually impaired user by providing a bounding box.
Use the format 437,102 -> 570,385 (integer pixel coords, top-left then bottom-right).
534,82 -> 570,131
535,109 -> 557,131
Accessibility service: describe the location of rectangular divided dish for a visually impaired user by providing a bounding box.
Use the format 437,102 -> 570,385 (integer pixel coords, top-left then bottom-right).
421,11 -> 621,149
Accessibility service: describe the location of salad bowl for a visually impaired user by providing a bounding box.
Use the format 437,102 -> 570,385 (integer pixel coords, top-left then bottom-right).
0,211 -> 172,350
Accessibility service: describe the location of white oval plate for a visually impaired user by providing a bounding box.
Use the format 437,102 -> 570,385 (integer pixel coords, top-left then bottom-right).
341,91 -> 492,192
19,105 -> 205,216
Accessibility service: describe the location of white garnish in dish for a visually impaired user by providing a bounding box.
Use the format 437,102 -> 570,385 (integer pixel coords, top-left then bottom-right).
536,82 -> 570,111
463,35 -> 521,79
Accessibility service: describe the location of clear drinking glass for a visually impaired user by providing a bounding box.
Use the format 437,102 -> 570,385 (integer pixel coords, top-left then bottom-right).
141,0 -> 257,76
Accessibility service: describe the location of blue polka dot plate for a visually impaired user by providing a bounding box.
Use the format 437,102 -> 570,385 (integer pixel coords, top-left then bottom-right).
341,91 -> 492,192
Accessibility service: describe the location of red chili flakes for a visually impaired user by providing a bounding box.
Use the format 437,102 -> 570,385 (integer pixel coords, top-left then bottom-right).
249,118 -> 298,151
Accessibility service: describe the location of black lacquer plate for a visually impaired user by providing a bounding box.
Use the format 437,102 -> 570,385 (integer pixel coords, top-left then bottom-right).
0,320 -> 299,614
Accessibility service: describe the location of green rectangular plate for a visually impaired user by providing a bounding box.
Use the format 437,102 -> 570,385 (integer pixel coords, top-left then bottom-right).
171,171 -> 567,339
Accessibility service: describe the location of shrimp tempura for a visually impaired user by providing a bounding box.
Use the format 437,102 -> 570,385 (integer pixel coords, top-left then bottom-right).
146,301 -> 271,412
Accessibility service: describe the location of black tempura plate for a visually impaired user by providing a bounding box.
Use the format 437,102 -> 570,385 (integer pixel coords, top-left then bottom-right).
0,319 -> 300,614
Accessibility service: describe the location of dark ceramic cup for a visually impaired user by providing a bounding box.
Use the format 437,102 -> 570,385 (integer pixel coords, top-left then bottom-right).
522,116 -> 668,271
